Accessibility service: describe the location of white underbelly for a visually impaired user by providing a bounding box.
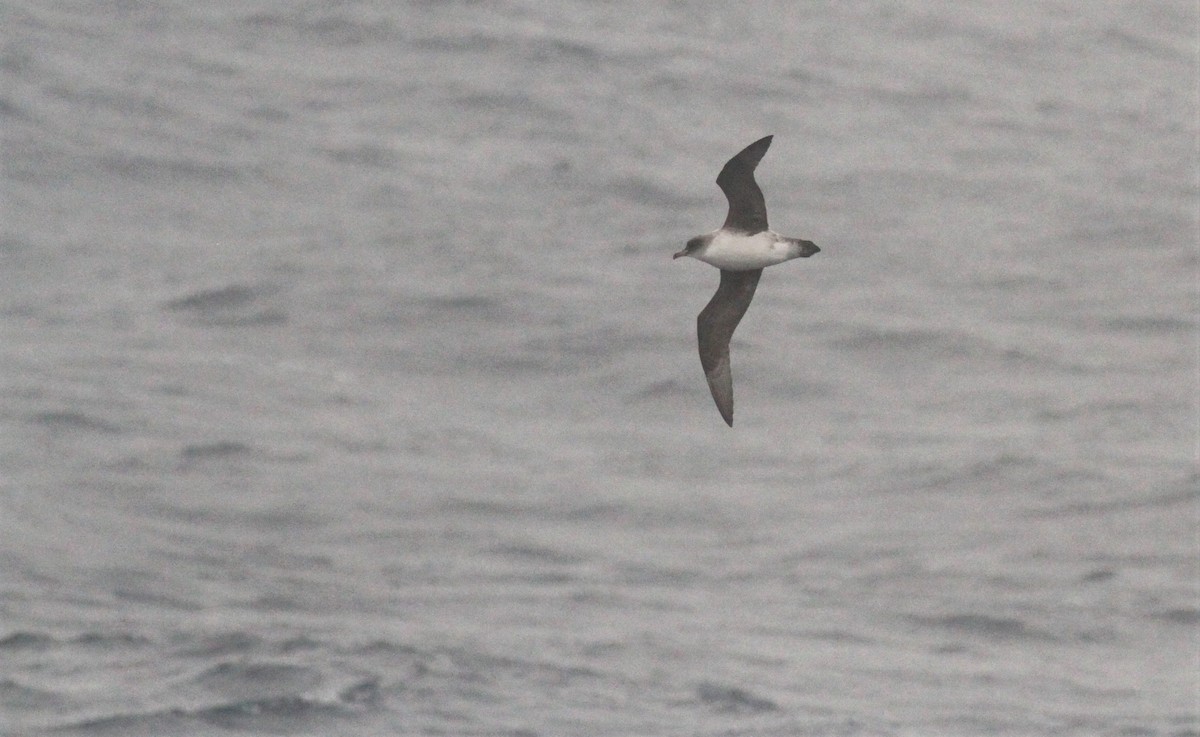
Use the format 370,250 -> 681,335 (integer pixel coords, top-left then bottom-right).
696,230 -> 789,270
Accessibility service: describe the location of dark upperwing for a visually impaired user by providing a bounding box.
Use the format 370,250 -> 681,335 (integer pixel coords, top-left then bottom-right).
716,135 -> 772,234
697,268 -> 763,426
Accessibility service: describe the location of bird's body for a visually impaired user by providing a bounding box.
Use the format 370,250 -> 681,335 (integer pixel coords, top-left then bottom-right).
674,135 -> 820,426
685,229 -> 814,271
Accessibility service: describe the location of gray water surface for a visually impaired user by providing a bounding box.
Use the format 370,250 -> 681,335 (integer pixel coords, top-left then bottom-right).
2,2 -> 1197,735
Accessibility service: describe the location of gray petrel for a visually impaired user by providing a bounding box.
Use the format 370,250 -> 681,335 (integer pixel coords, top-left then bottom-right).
674,135 -> 820,426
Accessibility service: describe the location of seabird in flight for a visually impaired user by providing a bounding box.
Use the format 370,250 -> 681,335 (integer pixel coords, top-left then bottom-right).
674,135 -> 820,426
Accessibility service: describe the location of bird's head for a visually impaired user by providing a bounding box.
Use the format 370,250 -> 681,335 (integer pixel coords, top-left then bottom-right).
673,235 -> 707,260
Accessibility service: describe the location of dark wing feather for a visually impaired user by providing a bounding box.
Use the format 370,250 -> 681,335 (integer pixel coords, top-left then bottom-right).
716,135 -> 772,234
697,268 -> 762,426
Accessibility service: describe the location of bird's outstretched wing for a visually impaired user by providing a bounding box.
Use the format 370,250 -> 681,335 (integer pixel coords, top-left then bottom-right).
697,268 -> 762,426
716,135 -> 772,234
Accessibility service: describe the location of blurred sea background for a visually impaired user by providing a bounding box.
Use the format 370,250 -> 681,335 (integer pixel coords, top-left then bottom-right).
2,1 -> 1197,735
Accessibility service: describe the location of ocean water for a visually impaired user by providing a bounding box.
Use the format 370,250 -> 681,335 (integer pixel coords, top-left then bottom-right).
1,1 -> 1197,735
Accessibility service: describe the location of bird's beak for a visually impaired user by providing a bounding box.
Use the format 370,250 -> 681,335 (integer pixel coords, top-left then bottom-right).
672,250 -> 687,260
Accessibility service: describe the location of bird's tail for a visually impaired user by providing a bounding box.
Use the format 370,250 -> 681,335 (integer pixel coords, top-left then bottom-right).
786,238 -> 820,258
